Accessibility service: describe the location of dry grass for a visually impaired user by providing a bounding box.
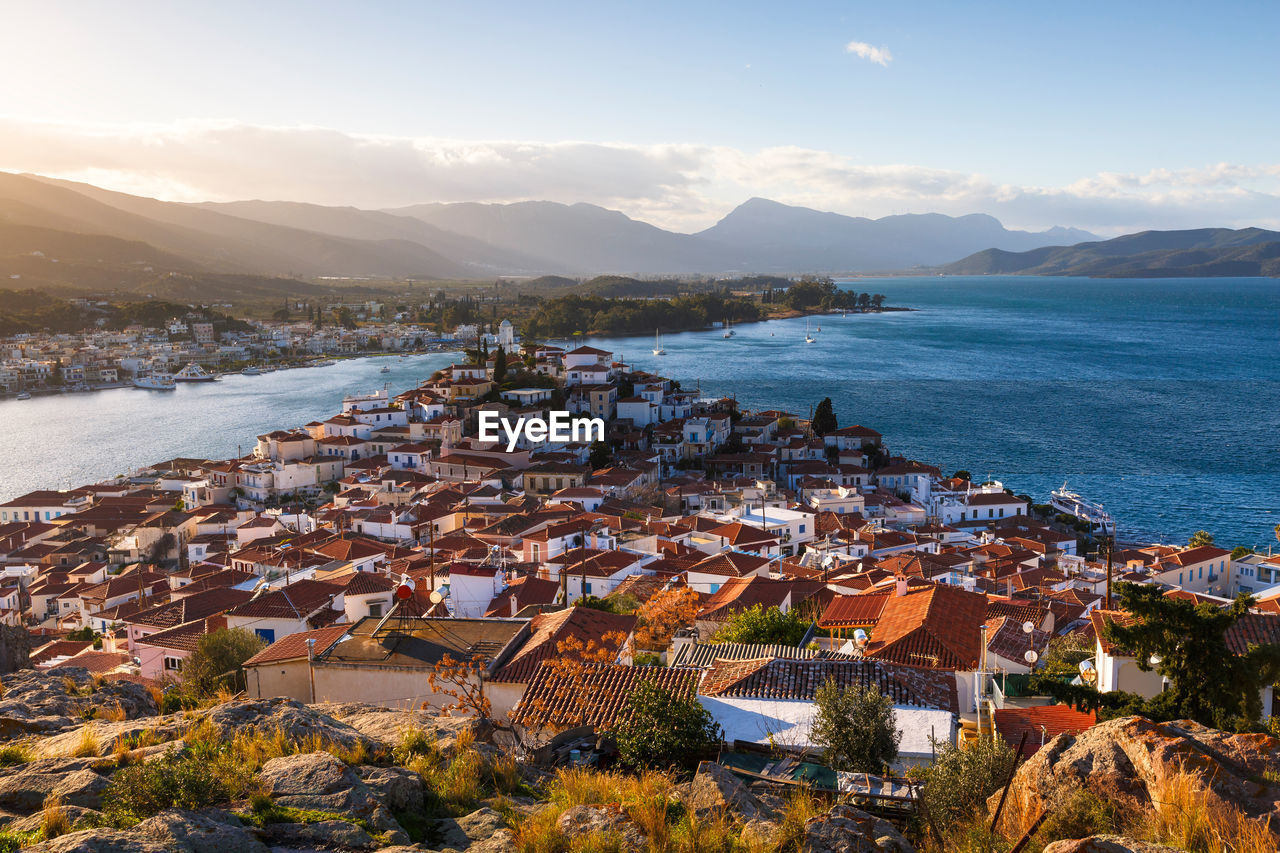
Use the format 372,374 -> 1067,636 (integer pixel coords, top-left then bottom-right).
770,786 -> 824,851
40,795 -> 70,840
71,725 -> 100,758
1144,760 -> 1278,853
98,702 -> 128,723
0,743 -> 32,767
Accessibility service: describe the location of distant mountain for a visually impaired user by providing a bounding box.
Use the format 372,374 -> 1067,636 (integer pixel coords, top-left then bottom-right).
0,170 -> 1114,284
694,197 -> 1098,271
943,228 -> 1280,277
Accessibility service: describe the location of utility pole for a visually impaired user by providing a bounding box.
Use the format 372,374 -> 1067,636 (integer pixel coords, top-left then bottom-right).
1104,535 -> 1114,610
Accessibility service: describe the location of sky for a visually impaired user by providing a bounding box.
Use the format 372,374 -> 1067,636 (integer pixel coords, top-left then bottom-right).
1,0 -> 1278,234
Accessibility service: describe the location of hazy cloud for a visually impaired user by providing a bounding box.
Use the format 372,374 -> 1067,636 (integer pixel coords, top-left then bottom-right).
845,40 -> 892,66
0,117 -> 1277,235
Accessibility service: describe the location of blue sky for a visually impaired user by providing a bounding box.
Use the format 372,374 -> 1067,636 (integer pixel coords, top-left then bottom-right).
1,1 -> 1277,232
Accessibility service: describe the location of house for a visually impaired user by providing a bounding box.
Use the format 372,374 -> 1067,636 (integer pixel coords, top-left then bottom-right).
223,579 -> 346,645
243,623 -> 358,702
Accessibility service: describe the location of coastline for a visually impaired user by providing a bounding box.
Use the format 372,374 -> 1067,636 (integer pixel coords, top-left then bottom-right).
543,304 -> 915,343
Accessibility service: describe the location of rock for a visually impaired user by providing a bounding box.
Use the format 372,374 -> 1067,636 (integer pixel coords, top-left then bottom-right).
257,751 -> 402,834
992,716 -> 1280,828
356,765 -> 424,812
79,678 -> 158,720
433,806 -> 508,851
316,702 -> 490,752
258,819 -> 378,850
1041,837 -> 1186,853
556,804 -> 646,851
801,804 -> 916,853
467,829 -> 518,853
685,760 -> 766,821
6,804 -> 100,834
21,828 -> 174,853
0,761 -> 110,812
200,698 -> 377,752
133,808 -> 268,853
28,719 -> 184,759
0,625 -> 31,675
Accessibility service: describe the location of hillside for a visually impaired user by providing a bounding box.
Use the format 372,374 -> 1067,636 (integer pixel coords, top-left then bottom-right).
943,227 -> 1280,277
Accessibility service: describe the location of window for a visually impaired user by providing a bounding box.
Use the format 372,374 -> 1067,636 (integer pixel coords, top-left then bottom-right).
163,656 -> 183,672
255,628 -> 276,644
799,524 -> 806,534
369,602 -> 383,617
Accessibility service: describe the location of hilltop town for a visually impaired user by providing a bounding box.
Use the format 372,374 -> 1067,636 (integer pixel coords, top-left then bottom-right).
1,329 -> 1278,852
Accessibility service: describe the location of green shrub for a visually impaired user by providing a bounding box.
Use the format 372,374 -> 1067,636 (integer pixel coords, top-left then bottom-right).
100,747 -> 248,826
920,737 -> 1016,833
609,681 -> 722,771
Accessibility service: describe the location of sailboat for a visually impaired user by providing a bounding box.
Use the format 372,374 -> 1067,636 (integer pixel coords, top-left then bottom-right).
652,329 -> 666,356
723,317 -> 733,338
804,318 -> 815,344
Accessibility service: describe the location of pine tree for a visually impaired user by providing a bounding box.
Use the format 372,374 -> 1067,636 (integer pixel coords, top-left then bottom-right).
812,397 -> 838,436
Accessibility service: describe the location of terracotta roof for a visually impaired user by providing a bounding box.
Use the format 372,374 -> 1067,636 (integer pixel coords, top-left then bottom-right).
818,591 -> 890,628
485,576 -> 562,617
511,662 -> 699,730
670,641 -> 826,669
864,583 -> 989,670
243,623 -> 352,666
227,579 -> 342,621
699,656 -> 958,713
994,705 -> 1097,758
491,606 -> 636,684
48,650 -> 133,674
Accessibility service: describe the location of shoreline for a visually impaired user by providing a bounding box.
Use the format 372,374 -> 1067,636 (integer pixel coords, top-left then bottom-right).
542,305 -> 914,343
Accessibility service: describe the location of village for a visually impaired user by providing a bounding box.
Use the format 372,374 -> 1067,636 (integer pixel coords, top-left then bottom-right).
2,321 -> 1279,796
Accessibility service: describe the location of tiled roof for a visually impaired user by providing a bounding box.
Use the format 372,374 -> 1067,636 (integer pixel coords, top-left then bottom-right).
49,650 -> 133,674
818,592 -> 890,628
669,641 -> 823,669
491,606 -> 635,684
484,576 -> 561,617
244,623 -> 352,666
864,583 -> 989,670
699,656 -> 958,713
984,616 -> 1051,664
227,579 -> 342,620
994,705 -> 1096,758
128,587 -> 255,629
30,639 -> 93,666
511,662 -> 699,730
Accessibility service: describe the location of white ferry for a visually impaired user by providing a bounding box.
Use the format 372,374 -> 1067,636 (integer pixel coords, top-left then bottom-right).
1050,481 -> 1114,535
174,363 -> 218,382
241,365 -> 262,376
133,373 -> 177,391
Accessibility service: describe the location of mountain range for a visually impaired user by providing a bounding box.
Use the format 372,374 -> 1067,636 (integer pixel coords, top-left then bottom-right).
0,171 -> 1096,285
943,227 -> 1280,277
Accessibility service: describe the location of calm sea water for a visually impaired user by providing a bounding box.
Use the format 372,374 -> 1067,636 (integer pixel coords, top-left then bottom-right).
0,276 -> 1276,548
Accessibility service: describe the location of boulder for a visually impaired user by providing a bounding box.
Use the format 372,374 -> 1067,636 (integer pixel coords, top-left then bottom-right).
257,751 -> 402,834
801,804 -> 915,853
993,716 -> 1280,828
257,819 -> 378,850
6,804 -> 100,834
200,698 -> 376,752
556,804 -> 646,851
133,808 -> 268,853
684,760 -> 767,821
1041,837 -> 1186,853
0,760 -> 110,812
356,765 -> 424,812
21,828 -> 174,853
79,678 -> 158,720
433,806 -> 508,851
28,719 -> 185,760
316,702 -> 490,752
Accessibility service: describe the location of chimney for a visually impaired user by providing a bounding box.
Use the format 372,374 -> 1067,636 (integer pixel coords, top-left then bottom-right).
101,631 -> 116,653
895,574 -> 908,597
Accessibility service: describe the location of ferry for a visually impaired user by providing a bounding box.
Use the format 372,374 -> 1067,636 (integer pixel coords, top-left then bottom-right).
241,365 -> 262,376
133,373 -> 176,391
1050,481 -> 1114,535
174,363 -> 218,383
15,391 -> 31,400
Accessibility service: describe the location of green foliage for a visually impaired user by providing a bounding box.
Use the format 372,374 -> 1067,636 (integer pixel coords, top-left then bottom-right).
711,604 -> 809,646
812,397 -> 837,437
1231,545 -> 1254,560
1188,530 -> 1216,548
0,830 -> 40,853
182,628 -> 265,697
1037,634 -> 1095,677
609,681 -> 722,771
920,736 -> 1016,832
810,680 -> 900,773
100,747 -> 246,826
522,292 -> 763,338
0,744 -> 30,767
66,626 -> 98,643
239,796 -> 372,831
587,441 -> 612,470
493,345 -> 507,382
632,652 -> 664,667
577,594 -> 638,615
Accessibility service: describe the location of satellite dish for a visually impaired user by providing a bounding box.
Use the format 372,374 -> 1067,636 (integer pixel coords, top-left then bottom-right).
1022,621 -> 1036,634
1024,650 -> 1039,664
429,590 -> 444,605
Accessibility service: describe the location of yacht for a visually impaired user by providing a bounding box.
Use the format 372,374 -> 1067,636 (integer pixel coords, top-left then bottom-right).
15,391 -> 31,400
380,365 -> 391,374
804,319 -> 815,344
174,363 -> 218,383
652,329 -> 666,356
1050,481 -> 1115,535
241,365 -> 262,376
723,318 -> 734,338
133,373 -> 176,391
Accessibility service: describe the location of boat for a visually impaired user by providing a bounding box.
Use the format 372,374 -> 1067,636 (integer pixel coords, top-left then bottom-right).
174,363 -> 218,383
380,365 -> 391,374
652,329 -> 666,356
133,373 -> 176,391
1050,481 -> 1115,535
241,365 -> 262,376
15,391 -> 31,400
804,319 -> 815,344
312,359 -> 337,367
723,318 -> 734,338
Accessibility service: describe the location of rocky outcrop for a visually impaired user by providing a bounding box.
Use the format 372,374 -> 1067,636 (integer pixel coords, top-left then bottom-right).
318,701 -> 489,752
133,809 -> 268,853
994,716 -> 1280,828
23,829 -> 174,853
257,751 -> 404,837
256,819 -> 377,850
200,698 -> 377,751
684,760 -> 769,821
802,804 -> 916,853
0,669 -> 157,743
556,804 -> 647,851
0,757 -> 111,813
433,806 -> 510,851
1041,837 -> 1185,853
356,765 -> 424,813
0,626 -> 31,675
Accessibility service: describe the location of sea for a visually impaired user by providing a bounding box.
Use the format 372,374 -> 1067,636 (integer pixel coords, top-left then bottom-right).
0,276 -> 1276,548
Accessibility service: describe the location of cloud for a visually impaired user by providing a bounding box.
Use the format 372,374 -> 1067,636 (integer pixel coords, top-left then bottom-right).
0,116 -> 1277,235
845,40 -> 892,67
